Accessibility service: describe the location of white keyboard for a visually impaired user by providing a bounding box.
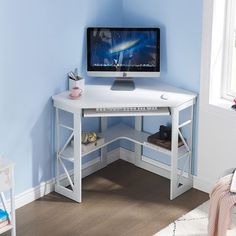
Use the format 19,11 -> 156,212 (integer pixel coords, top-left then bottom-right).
95,107 -> 160,112
83,107 -> 170,117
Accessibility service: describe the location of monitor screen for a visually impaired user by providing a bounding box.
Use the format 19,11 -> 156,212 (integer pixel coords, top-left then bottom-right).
87,28 -> 160,77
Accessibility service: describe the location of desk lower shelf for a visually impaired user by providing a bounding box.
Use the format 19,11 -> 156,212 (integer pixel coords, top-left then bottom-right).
59,123 -> 188,163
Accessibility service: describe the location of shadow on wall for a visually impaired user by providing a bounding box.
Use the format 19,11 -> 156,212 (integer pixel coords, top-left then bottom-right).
31,98 -> 54,198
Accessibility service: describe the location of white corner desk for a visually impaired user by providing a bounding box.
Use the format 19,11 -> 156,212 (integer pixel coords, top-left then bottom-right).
52,80 -> 197,203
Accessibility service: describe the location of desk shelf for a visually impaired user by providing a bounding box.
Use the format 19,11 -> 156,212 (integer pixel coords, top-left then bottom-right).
59,123 -> 188,163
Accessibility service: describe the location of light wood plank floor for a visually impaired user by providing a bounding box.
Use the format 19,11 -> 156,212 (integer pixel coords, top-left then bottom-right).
3,160 -> 208,236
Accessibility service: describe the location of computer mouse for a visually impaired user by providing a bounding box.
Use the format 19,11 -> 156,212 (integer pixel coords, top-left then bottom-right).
160,93 -> 168,100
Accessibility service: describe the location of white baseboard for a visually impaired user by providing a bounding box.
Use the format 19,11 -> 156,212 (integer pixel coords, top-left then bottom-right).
15,178 -> 55,209
13,147 -> 209,210
14,148 -> 120,209
193,176 -> 212,193
120,147 -> 170,179
119,147 -> 210,194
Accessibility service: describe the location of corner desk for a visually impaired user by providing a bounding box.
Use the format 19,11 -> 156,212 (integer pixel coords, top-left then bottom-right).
52,80 -> 197,203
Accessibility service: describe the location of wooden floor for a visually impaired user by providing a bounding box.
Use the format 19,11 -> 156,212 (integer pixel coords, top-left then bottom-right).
3,160 -> 208,236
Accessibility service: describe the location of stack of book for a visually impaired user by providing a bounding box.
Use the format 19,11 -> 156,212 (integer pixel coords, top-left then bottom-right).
0,209 -> 9,229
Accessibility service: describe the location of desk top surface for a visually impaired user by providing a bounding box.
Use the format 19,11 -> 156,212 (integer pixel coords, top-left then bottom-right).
52,80 -> 197,110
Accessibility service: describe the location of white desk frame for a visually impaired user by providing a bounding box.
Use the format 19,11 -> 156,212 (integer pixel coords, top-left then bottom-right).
52,81 -> 197,202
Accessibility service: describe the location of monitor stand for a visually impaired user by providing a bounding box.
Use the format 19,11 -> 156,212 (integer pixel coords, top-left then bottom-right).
111,78 -> 135,91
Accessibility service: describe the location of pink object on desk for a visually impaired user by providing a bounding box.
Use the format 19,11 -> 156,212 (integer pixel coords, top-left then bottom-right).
70,87 -> 82,98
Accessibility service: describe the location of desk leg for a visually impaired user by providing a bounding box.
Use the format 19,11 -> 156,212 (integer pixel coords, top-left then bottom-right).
135,116 -> 142,165
55,108 -> 60,186
101,117 -> 108,168
73,109 -> 82,202
189,105 -> 194,177
54,108 -> 82,203
170,105 -> 194,200
170,107 -> 179,200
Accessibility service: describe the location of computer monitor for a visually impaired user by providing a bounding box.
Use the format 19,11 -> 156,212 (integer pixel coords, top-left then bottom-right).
87,27 -> 160,90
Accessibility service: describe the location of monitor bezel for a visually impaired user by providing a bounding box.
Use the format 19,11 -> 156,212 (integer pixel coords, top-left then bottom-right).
87,27 -> 160,77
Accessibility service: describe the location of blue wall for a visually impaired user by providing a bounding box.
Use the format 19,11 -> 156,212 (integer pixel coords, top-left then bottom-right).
122,0 -> 203,92
0,0 -> 122,195
0,0 -> 203,195
121,0 -> 203,171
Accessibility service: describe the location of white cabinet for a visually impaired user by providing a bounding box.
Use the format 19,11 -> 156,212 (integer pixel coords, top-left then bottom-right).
0,158 -> 15,236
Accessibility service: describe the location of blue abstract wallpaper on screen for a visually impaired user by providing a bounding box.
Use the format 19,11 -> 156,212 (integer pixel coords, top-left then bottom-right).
88,28 -> 159,71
